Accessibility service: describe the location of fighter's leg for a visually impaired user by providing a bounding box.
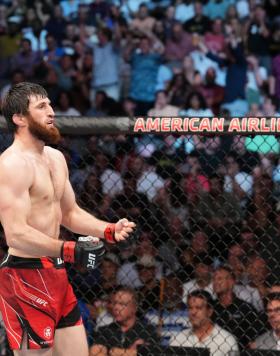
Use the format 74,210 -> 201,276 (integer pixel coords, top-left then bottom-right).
53,324 -> 88,356
13,333 -> 53,356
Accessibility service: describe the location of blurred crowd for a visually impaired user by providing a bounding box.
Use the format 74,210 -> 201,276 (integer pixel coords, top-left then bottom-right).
1,0 -> 280,355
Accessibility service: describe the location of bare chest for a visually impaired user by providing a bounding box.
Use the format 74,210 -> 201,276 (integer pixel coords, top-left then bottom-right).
30,157 -> 66,203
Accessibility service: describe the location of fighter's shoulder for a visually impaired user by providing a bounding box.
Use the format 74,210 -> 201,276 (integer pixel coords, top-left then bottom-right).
0,148 -> 31,171
0,149 -> 33,186
44,146 -> 66,163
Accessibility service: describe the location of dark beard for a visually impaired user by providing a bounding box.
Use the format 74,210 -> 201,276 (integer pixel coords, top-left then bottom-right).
28,115 -> 61,144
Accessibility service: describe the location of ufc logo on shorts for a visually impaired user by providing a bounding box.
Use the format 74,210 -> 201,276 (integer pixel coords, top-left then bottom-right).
44,327 -> 52,339
36,298 -> 48,307
87,253 -> 96,269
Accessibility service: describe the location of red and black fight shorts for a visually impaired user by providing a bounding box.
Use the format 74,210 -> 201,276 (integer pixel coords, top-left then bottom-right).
0,255 -> 82,350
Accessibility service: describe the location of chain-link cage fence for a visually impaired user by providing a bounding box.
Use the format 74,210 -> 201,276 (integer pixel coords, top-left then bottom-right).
1,126 -> 280,356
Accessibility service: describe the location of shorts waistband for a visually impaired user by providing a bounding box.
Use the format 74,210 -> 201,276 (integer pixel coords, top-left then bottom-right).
0,254 -> 65,269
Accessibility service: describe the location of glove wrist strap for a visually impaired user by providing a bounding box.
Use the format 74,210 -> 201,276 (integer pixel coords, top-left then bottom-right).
62,241 -> 76,263
104,223 -> 116,243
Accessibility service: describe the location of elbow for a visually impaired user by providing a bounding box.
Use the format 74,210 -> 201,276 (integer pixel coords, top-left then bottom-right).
5,226 -> 28,249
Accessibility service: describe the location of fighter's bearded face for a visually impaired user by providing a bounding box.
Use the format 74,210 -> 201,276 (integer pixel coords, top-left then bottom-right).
27,112 -> 61,145
26,95 -> 61,144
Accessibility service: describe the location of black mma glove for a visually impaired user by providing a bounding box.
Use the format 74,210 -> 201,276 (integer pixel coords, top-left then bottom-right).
61,236 -> 105,270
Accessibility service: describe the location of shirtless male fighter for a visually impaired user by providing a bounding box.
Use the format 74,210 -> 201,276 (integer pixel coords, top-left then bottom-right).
0,82 -> 135,356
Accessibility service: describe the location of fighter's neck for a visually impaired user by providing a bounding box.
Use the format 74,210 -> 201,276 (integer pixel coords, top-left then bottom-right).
14,133 -> 45,154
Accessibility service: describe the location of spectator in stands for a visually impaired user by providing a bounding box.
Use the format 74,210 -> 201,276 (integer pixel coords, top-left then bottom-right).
117,230 -> 163,289
90,0 -> 111,26
21,9 -> 42,50
55,90 -> 81,116
247,174 -> 277,233
126,155 -> 165,202
88,26 -> 122,101
199,67 -> 225,115
164,21 -> 193,66
239,228 -> 258,257
53,54 -> 77,91
0,18 -> 23,78
170,290 -> 239,355
206,21 -> 248,113
90,287 -> 159,356
78,170 -> 110,218
130,3 -> 155,33
230,135 -> 260,174
135,255 -> 160,317
247,255 -> 270,301
73,4 -> 94,28
181,55 -> 199,88
179,91 -> 214,117
145,274 -> 189,346
152,19 -> 166,44
167,72 -> 189,107
252,292 -> 280,350
181,151 -> 210,207
148,90 -> 179,116
104,4 -> 127,32
43,65 -> 62,103
182,254 -> 214,302
204,18 -> 226,54
246,5 -> 271,73
177,230 -> 210,284
91,253 -> 121,310
111,171 -> 151,227
190,35 -> 223,84
125,34 -> 163,115
43,33 -> 65,65
174,0 -> 194,23
183,1 -> 210,34
227,244 -> 264,312
157,215 -> 185,273
92,151 -> 123,198
0,69 -> 25,106
94,289 -> 115,331
198,174 -> 240,228
213,265 -> 266,349
227,244 -> 247,283
204,0 -> 233,20
86,90 -> 109,117
223,150 -> 254,211
195,173 -> 242,259
245,55 -> 268,106
10,37 -> 41,78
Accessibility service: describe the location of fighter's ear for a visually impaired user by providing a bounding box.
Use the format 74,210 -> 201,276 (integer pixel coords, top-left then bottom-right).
12,113 -> 27,128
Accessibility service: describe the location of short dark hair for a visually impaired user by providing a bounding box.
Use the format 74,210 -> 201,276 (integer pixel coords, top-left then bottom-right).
264,292 -> 280,310
99,27 -> 113,41
2,82 -> 48,132
214,265 -> 236,280
114,286 -> 138,306
188,290 -> 214,309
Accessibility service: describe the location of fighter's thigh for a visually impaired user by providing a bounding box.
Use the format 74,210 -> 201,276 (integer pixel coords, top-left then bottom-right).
13,333 -> 53,356
13,348 -> 53,356
53,324 -> 88,356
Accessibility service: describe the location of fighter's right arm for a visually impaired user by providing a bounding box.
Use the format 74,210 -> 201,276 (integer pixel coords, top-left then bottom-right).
0,154 -> 63,257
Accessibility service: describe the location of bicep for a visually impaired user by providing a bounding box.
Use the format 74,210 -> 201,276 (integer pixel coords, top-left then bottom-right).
0,161 -> 32,237
60,178 -> 77,217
